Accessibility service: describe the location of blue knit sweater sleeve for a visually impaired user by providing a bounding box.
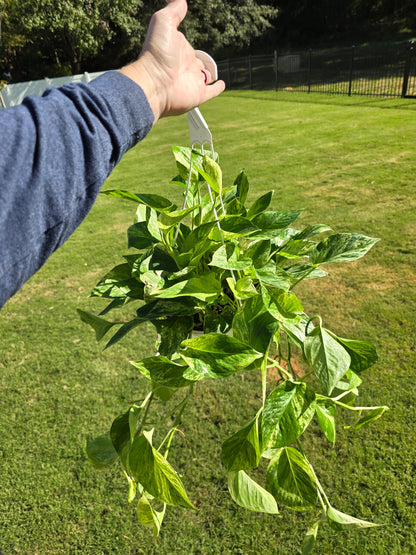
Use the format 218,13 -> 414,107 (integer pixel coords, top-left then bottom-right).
0,71 -> 154,308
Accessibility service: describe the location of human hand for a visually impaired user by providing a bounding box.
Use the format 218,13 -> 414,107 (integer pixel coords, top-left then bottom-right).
120,0 -> 225,121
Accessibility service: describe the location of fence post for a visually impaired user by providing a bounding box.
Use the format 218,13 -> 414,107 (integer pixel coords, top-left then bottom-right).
348,45 -> 355,96
401,41 -> 414,98
307,49 -> 312,93
274,50 -> 278,92
226,59 -> 231,89
248,55 -> 253,89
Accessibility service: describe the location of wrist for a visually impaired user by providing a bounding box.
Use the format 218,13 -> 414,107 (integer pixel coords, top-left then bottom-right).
120,54 -> 168,122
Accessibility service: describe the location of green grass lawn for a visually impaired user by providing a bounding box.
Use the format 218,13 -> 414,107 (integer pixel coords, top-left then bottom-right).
1,91 -> 415,554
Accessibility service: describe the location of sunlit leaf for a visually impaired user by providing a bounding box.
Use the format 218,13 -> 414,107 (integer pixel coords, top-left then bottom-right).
226,276 -> 257,300
199,154 -> 222,194
228,471 -> 279,514
137,493 -> 166,537
351,406 -> 389,431
222,415 -> 261,472
131,356 -> 200,388
262,382 -> 316,449
316,401 -> 336,443
310,233 -> 379,265
255,265 -> 292,291
159,206 -> 199,230
266,447 -> 317,510
327,505 -> 380,530
129,435 -> 195,509
179,333 -> 262,378
210,242 -> 252,270
247,191 -> 274,218
151,273 -> 221,303
304,325 -> 351,395
328,333 -> 378,373
252,210 -> 303,236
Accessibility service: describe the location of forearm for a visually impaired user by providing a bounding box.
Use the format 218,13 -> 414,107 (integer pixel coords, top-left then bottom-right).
0,71 -> 154,307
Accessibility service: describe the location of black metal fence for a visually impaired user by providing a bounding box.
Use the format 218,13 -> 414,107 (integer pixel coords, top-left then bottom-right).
217,42 -> 416,98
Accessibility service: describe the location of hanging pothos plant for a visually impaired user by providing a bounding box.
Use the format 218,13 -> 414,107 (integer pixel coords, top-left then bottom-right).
79,146 -> 387,552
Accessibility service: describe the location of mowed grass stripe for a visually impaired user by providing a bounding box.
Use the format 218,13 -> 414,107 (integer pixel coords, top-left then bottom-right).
0,91 -> 415,554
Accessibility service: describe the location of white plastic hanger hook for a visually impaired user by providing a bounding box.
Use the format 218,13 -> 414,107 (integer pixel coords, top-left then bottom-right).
195,50 -> 218,83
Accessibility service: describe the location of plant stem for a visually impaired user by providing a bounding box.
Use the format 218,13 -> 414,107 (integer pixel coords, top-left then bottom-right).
159,385 -> 194,457
333,400 -> 388,411
134,390 -> 154,440
289,265 -> 316,290
261,354 -> 268,405
266,355 -> 293,380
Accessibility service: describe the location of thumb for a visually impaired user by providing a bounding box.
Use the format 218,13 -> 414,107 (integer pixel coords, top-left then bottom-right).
164,0 -> 188,27
203,80 -> 226,103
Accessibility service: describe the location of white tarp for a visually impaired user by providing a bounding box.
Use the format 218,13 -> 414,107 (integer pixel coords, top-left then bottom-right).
0,71 -> 106,109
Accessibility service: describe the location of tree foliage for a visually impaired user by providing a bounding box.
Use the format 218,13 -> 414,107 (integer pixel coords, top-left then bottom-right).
14,0 -> 145,75
182,0 -> 278,55
274,0 -> 416,47
1,0 -> 414,81
1,0 -> 278,80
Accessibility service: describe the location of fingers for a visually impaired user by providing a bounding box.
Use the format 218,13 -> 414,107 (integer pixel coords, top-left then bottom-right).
163,0 -> 188,27
201,68 -> 211,85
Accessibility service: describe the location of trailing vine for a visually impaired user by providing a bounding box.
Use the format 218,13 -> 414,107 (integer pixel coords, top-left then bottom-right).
80,146 -> 386,551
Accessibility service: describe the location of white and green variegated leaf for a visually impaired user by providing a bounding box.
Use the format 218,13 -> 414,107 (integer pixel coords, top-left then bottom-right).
226,276 -> 258,300
222,414 -> 261,472
210,242 -> 252,270
219,216 -> 259,237
110,405 -> 142,468
179,333 -> 262,378
350,406 -> 389,431
158,206 -> 199,230
129,435 -> 195,509
251,210 -> 303,237
266,447 -> 318,510
228,471 -> 279,514
304,326 -> 351,395
130,356 -> 201,388
171,145 -> 199,182
151,273 -> 221,303
247,191 -> 274,218
199,154 -> 222,194
327,332 -> 379,373
310,233 -> 379,265
255,265 -> 293,291
137,493 -> 166,537
327,506 -> 380,530
262,381 -> 316,450
243,239 -> 271,268
232,294 -> 279,354
316,401 -> 336,443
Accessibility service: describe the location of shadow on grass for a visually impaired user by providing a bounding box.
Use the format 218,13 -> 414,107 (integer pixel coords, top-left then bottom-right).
223,89 -> 416,110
